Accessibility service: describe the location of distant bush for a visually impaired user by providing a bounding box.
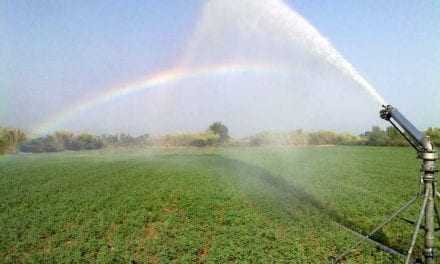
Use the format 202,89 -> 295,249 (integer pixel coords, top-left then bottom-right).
77,134 -> 103,150
308,131 -> 340,145
426,128 -> 440,146
20,132 -> 103,153
362,126 -> 389,146
10,123 -> 440,154
287,130 -> 309,146
248,131 -> 289,146
0,127 -> 26,154
359,126 -> 410,147
100,133 -> 151,147
208,122 -> 230,143
158,132 -> 220,147
190,132 -> 219,147
246,130 -> 364,147
337,133 -> 365,145
152,123 -> 229,147
20,136 -> 62,153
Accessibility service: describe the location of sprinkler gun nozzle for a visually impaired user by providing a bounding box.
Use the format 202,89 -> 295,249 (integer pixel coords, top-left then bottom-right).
380,104 -> 432,152
380,105 -> 393,121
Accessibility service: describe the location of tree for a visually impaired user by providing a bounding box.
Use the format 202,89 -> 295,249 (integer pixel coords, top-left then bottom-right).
135,134 -> 151,145
100,134 -> 119,146
190,132 -> 219,147
247,131 -> 289,146
386,127 -> 407,146
21,132 -> 104,153
288,129 -> 309,146
208,122 -> 229,143
308,131 -> 339,145
426,128 -> 440,146
20,135 -> 63,153
77,133 -> 103,150
0,127 -> 26,154
20,138 -> 46,153
337,133 -> 363,145
42,135 -> 64,152
54,131 -> 74,143
364,126 -> 389,146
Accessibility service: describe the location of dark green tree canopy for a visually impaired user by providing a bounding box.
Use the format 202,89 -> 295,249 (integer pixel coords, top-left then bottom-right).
208,122 -> 230,143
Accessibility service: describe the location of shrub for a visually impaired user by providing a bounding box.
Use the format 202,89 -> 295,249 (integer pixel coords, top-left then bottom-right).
20,132 -> 103,153
158,132 -> 219,147
0,127 -> 26,154
426,128 -> 440,146
208,122 -> 230,143
248,131 -> 289,146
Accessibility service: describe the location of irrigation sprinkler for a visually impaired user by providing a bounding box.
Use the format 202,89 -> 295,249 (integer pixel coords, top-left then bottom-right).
331,105 -> 438,264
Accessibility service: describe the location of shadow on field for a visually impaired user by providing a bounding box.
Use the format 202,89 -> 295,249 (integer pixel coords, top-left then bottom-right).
162,153 -> 392,249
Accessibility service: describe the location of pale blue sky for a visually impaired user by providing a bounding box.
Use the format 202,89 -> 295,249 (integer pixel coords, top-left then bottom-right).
1,0 -> 439,135
292,0 -> 440,129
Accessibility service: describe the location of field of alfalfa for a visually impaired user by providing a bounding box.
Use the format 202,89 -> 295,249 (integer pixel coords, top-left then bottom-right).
1,146 -> 437,263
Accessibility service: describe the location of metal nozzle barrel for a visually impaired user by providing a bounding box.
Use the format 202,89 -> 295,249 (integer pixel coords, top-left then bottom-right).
380,105 -> 426,150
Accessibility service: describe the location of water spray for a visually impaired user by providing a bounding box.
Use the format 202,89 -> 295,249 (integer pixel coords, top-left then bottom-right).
332,105 -> 438,264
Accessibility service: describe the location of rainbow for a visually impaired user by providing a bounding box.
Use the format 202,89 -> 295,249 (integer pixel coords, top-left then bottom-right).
31,63 -> 289,136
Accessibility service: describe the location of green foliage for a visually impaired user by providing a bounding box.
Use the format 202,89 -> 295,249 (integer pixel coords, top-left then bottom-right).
189,132 -> 219,147
363,126 -> 389,146
159,132 -> 220,147
337,132 -> 365,145
426,127 -> 440,146
245,126 -> 440,148
21,135 -> 66,153
0,147 -> 409,263
287,129 -> 309,145
247,130 -> 364,146
0,127 -> 26,154
100,133 -> 151,147
77,133 -> 104,150
360,126 -> 413,147
308,131 -> 340,145
208,122 -> 229,143
20,132 -> 103,153
8,124 -> 440,155
248,131 -> 289,146
385,127 -> 408,146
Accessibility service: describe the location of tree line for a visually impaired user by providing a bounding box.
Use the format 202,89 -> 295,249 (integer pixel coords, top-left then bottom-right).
247,127 -> 440,147
19,132 -> 152,153
13,122 -> 229,153
1,123 -> 440,155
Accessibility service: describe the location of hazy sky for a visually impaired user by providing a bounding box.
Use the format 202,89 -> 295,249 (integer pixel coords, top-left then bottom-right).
1,0 -> 439,136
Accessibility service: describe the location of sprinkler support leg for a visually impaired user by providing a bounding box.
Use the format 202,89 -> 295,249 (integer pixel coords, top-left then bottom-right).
332,194 -> 418,263
422,152 -> 437,264
433,184 -> 440,229
424,182 -> 435,264
405,189 -> 429,264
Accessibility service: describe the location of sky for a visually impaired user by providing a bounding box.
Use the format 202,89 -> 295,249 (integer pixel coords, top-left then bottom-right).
1,0 -> 439,137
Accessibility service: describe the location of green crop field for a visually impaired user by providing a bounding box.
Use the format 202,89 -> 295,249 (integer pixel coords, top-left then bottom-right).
0,146 -> 436,263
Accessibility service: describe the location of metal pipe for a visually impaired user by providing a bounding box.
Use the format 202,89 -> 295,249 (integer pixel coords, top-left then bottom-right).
333,195 -> 418,262
425,183 -> 435,264
405,189 -> 429,264
380,105 -> 428,151
388,107 -> 425,146
422,150 -> 437,263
